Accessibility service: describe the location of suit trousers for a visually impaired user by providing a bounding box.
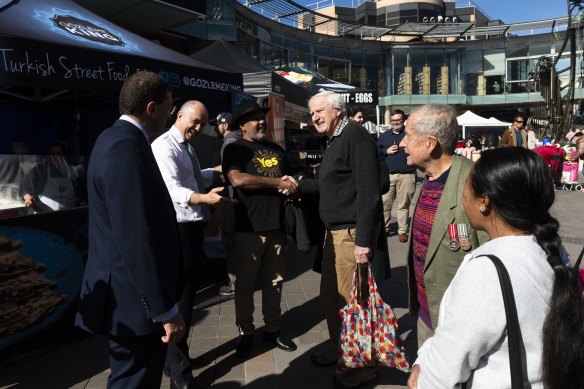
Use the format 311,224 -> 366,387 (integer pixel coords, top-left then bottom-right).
108,332 -> 167,389
321,226 -> 379,352
165,221 -> 205,381
382,172 -> 416,234
232,230 -> 286,334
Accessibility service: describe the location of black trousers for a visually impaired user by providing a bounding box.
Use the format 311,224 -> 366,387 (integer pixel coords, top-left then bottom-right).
165,221 -> 205,382
108,332 -> 167,389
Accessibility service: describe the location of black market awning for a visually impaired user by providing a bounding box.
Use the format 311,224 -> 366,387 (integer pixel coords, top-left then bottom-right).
0,0 -> 242,104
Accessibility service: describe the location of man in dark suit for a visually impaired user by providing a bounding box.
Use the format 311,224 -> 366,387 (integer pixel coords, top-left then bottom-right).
75,71 -> 185,389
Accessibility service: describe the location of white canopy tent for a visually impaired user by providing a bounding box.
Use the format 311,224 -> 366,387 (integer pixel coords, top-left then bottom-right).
488,117 -> 512,125
457,110 -> 511,139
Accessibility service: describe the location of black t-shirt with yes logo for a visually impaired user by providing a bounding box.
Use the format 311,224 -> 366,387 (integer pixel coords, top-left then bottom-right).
222,139 -> 287,233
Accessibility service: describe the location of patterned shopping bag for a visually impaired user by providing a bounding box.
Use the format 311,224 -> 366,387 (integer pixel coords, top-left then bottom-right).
367,264 -> 411,372
338,266 -> 372,370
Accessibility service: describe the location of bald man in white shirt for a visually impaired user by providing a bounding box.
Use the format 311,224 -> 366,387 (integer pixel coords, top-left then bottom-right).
151,100 -> 236,389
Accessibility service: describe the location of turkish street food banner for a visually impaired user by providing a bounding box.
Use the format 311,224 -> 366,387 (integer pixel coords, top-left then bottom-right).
0,0 -> 242,102
0,36 -> 242,100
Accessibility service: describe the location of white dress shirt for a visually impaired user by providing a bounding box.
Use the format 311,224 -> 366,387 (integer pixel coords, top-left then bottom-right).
120,115 -> 148,140
151,125 -> 214,223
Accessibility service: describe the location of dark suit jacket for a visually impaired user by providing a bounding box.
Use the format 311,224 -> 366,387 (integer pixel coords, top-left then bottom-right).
75,119 -> 181,337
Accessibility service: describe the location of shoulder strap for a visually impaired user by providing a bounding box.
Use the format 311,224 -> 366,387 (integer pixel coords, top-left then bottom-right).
481,254 -> 526,389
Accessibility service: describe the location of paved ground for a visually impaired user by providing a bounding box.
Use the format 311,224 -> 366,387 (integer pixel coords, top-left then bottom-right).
1,183 -> 583,389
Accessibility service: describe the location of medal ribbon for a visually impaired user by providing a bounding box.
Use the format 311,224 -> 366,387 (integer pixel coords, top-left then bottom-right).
457,224 -> 468,240
448,224 -> 459,244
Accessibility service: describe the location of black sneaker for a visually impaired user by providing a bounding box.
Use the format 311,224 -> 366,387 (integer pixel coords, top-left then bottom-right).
218,284 -> 235,297
263,331 -> 297,352
235,334 -> 253,359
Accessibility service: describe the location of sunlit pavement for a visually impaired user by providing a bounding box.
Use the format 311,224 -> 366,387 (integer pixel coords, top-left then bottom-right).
1,182 -> 582,389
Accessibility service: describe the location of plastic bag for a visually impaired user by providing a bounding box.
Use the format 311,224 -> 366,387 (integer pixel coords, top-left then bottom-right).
339,263 -> 410,372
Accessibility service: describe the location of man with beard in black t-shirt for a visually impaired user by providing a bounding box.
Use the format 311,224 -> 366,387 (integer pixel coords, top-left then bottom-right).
222,95 -> 298,359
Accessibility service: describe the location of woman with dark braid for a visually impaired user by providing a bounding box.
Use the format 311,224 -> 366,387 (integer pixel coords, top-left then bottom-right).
408,147 -> 584,389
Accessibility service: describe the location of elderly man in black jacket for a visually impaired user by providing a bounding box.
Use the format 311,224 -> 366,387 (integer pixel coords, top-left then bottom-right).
298,91 -> 381,388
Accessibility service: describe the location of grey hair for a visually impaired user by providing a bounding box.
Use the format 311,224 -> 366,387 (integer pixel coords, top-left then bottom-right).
308,91 -> 346,114
409,104 -> 458,154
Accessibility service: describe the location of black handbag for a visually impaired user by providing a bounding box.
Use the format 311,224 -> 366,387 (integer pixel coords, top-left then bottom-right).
481,254 -> 527,389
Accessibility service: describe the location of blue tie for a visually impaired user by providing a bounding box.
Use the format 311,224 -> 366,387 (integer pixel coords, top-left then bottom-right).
184,141 -> 211,221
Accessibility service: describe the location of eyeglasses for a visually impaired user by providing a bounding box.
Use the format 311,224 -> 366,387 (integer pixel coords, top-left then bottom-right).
170,106 -> 177,116
390,119 -> 403,123
514,120 -> 524,124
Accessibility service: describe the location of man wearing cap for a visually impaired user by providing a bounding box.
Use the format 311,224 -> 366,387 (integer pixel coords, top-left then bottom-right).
151,100 -> 236,389
213,112 -> 238,150
222,94 -> 298,358
213,111 -> 240,298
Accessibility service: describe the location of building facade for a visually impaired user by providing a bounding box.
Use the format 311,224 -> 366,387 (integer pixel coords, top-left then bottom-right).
233,1 -> 573,124
73,0 -> 574,126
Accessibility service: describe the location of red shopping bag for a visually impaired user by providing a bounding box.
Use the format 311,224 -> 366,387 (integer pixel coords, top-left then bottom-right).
339,264 -> 410,372
338,265 -> 372,369
368,265 -> 411,372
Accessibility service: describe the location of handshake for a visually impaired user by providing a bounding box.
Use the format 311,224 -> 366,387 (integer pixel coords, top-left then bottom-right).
277,175 -> 299,196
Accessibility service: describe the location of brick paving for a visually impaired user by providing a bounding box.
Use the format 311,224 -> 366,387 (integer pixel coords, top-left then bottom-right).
1,184 -> 582,389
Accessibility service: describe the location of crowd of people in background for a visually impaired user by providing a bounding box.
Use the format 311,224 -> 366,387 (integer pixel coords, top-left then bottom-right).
5,71 -> 580,389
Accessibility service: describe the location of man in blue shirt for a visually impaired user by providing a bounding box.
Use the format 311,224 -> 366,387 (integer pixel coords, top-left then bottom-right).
377,109 -> 417,242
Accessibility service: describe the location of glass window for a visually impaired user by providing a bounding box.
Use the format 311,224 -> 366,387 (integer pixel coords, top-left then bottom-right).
410,49 -> 427,95
446,48 -> 464,95
465,49 -> 483,74
387,16 -> 400,26
506,46 -> 529,58
427,49 -> 444,95
377,14 -> 385,26
486,75 -> 504,95
483,49 -> 505,76
398,10 -> 418,18
418,3 -> 440,11
362,51 -> 380,91
271,32 -> 284,47
267,45 -> 287,67
318,58 -> 350,84
556,54 -> 573,89
289,52 -> 315,69
392,48 -> 409,95
506,58 -> 538,82
397,3 -> 418,11
465,73 -> 479,96
529,44 -> 552,57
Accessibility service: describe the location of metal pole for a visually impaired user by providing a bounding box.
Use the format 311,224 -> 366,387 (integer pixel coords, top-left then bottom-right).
376,105 -> 380,137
